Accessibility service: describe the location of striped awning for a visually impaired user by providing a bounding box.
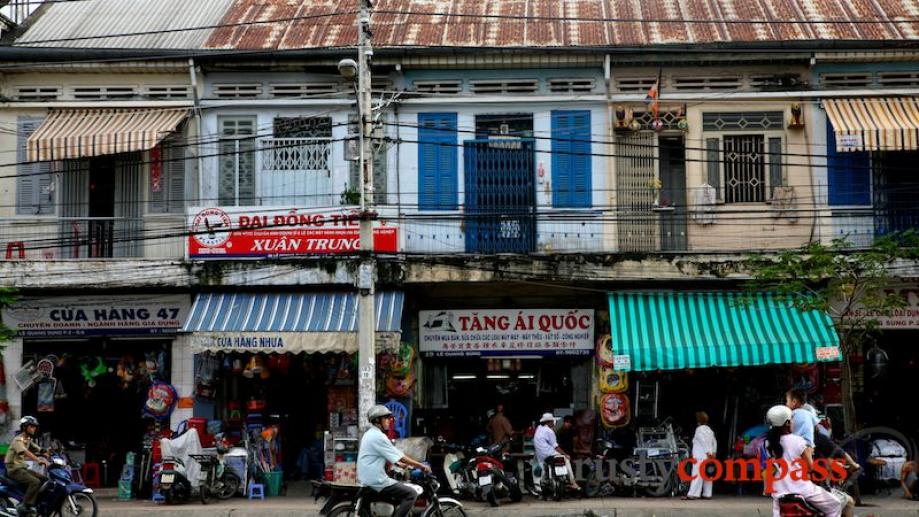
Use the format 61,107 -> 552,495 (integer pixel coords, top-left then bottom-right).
824,97 -> 919,152
183,291 -> 404,354
608,292 -> 840,372
27,108 -> 188,161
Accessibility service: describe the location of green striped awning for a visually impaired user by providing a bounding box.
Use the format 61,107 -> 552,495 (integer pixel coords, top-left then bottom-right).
608,292 -> 841,372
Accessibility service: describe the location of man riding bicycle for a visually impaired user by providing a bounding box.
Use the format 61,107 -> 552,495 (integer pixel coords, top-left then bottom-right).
356,405 -> 431,517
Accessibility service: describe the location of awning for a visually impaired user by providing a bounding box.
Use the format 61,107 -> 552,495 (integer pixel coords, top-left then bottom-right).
27,108 -> 188,161
183,291 -> 404,354
824,97 -> 919,152
608,292 -> 840,372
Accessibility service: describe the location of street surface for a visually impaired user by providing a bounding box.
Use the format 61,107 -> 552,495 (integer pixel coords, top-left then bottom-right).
96,486 -> 919,516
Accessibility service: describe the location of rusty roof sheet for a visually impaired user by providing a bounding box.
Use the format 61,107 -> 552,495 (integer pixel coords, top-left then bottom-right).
203,0 -> 919,50
10,0 -> 919,50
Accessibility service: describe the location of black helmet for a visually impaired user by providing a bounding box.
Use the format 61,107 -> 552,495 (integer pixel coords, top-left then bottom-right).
19,416 -> 38,431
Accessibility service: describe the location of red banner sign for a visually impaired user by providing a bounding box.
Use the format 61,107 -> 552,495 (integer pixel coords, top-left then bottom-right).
187,207 -> 398,259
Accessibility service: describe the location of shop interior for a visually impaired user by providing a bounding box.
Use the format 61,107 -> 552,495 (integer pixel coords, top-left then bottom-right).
193,351 -> 357,483
21,338 -> 172,487
856,330 -> 919,437
416,356 -> 592,444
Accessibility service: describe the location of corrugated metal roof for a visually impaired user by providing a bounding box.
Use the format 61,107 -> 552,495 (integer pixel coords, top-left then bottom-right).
11,0 -> 919,50
204,0 -> 919,49
16,0 -> 235,49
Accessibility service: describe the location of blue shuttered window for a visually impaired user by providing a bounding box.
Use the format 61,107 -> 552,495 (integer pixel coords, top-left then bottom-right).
551,110 -> 592,207
827,126 -> 870,206
418,113 -> 458,210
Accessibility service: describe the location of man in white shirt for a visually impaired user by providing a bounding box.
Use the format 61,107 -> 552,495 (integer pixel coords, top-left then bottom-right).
533,412 -> 579,490
357,405 -> 430,517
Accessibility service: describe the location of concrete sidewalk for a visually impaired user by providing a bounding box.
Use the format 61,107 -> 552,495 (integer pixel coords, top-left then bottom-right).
97,490 -> 919,516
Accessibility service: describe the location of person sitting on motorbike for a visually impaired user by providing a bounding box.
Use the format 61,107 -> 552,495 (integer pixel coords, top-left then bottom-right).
765,405 -> 854,517
533,413 -> 580,491
357,405 -> 431,517
5,416 -> 50,515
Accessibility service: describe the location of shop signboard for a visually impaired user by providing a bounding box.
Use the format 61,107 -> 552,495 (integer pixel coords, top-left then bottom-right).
848,285 -> 919,329
187,206 -> 398,259
419,309 -> 595,357
2,295 -> 190,338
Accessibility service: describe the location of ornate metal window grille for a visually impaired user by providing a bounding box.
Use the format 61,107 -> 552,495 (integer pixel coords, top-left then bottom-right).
260,138 -> 331,172
218,117 -> 256,206
723,135 -> 765,203
702,112 -> 784,131
632,108 -> 684,131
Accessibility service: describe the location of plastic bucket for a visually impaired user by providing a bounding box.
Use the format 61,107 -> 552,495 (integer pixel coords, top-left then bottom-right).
261,471 -> 283,497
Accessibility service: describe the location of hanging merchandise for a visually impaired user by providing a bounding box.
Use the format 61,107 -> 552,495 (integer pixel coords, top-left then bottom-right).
789,363 -> 819,393
194,355 -> 219,400
599,368 -> 628,394
36,357 -> 55,379
596,335 -> 615,367
385,373 -> 416,398
117,356 -> 136,389
599,393 -> 630,429
143,382 -> 178,420
80,357 -> 108,388
37,379 -> 56,413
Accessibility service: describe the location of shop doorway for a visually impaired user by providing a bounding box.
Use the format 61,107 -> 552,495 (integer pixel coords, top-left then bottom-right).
88,157 -> 116,257
422,357 -> 590,444
194,352 -> 356,481
22,339 -> 172,487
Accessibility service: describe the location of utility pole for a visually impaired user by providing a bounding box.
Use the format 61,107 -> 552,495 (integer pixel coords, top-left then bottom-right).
356,0 -> 376,432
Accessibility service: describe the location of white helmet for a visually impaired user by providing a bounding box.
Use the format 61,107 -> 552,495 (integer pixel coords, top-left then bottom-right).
367,405 -> 393,422
766,405 -> 793,427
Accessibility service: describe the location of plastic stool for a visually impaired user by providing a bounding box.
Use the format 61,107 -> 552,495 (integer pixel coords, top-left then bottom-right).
248,483 -> 265,500
82,462 -> 101,489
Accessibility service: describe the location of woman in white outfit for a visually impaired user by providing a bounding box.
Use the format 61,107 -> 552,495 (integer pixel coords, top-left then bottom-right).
765,405 -> 854,517
684,411 -> 717,500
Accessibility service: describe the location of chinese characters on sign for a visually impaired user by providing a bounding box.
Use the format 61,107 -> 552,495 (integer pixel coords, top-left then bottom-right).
187,207 -> 398,259
419,309 -> 595,357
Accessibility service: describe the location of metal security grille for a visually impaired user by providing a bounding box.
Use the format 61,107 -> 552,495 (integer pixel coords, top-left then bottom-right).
616,133 -> 658,252
464,139 -> 536,254
724,135 -> 765,203
702,112 -> 784,131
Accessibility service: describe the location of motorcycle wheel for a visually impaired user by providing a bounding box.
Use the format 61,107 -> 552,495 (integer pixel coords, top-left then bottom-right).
216,472 -> 241,500
200,485 -> 210,505
54,493 -> 98,517
486,488 -> 499,507
421,500 -> 467,517
509,482 -> 522,503
553,480 -> 564,502
326,502 -> 357,517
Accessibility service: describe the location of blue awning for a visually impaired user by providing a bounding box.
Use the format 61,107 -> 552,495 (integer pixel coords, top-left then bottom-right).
183,291 -> 403,354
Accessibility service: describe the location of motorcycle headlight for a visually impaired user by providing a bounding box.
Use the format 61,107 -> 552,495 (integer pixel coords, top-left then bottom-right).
53,458 -> 66,466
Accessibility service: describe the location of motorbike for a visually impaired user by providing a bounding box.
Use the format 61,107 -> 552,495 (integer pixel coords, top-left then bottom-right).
530,455 -> 571,501
438,439 -> 521,507
190,453 -> 241,504
156,457 -> 193,504
324,470 -> 466,517
469,443 -> 521,507
0,458 -> 97,517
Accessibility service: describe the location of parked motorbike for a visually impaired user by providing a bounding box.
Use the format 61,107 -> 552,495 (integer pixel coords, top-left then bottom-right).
325,470 -> 466,517
532,455 -> 570,501
0,458 -> 97,517
469,443 -> 521,507
190,453 -> 240,504
777,494 -> 824,516
156,457 -> 192,504
438,439 -> 521,507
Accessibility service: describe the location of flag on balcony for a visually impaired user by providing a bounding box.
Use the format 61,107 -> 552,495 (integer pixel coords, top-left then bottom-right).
644,69 -> 662,119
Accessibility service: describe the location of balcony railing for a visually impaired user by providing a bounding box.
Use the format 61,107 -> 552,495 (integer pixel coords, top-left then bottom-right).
0,217 -> 151,259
